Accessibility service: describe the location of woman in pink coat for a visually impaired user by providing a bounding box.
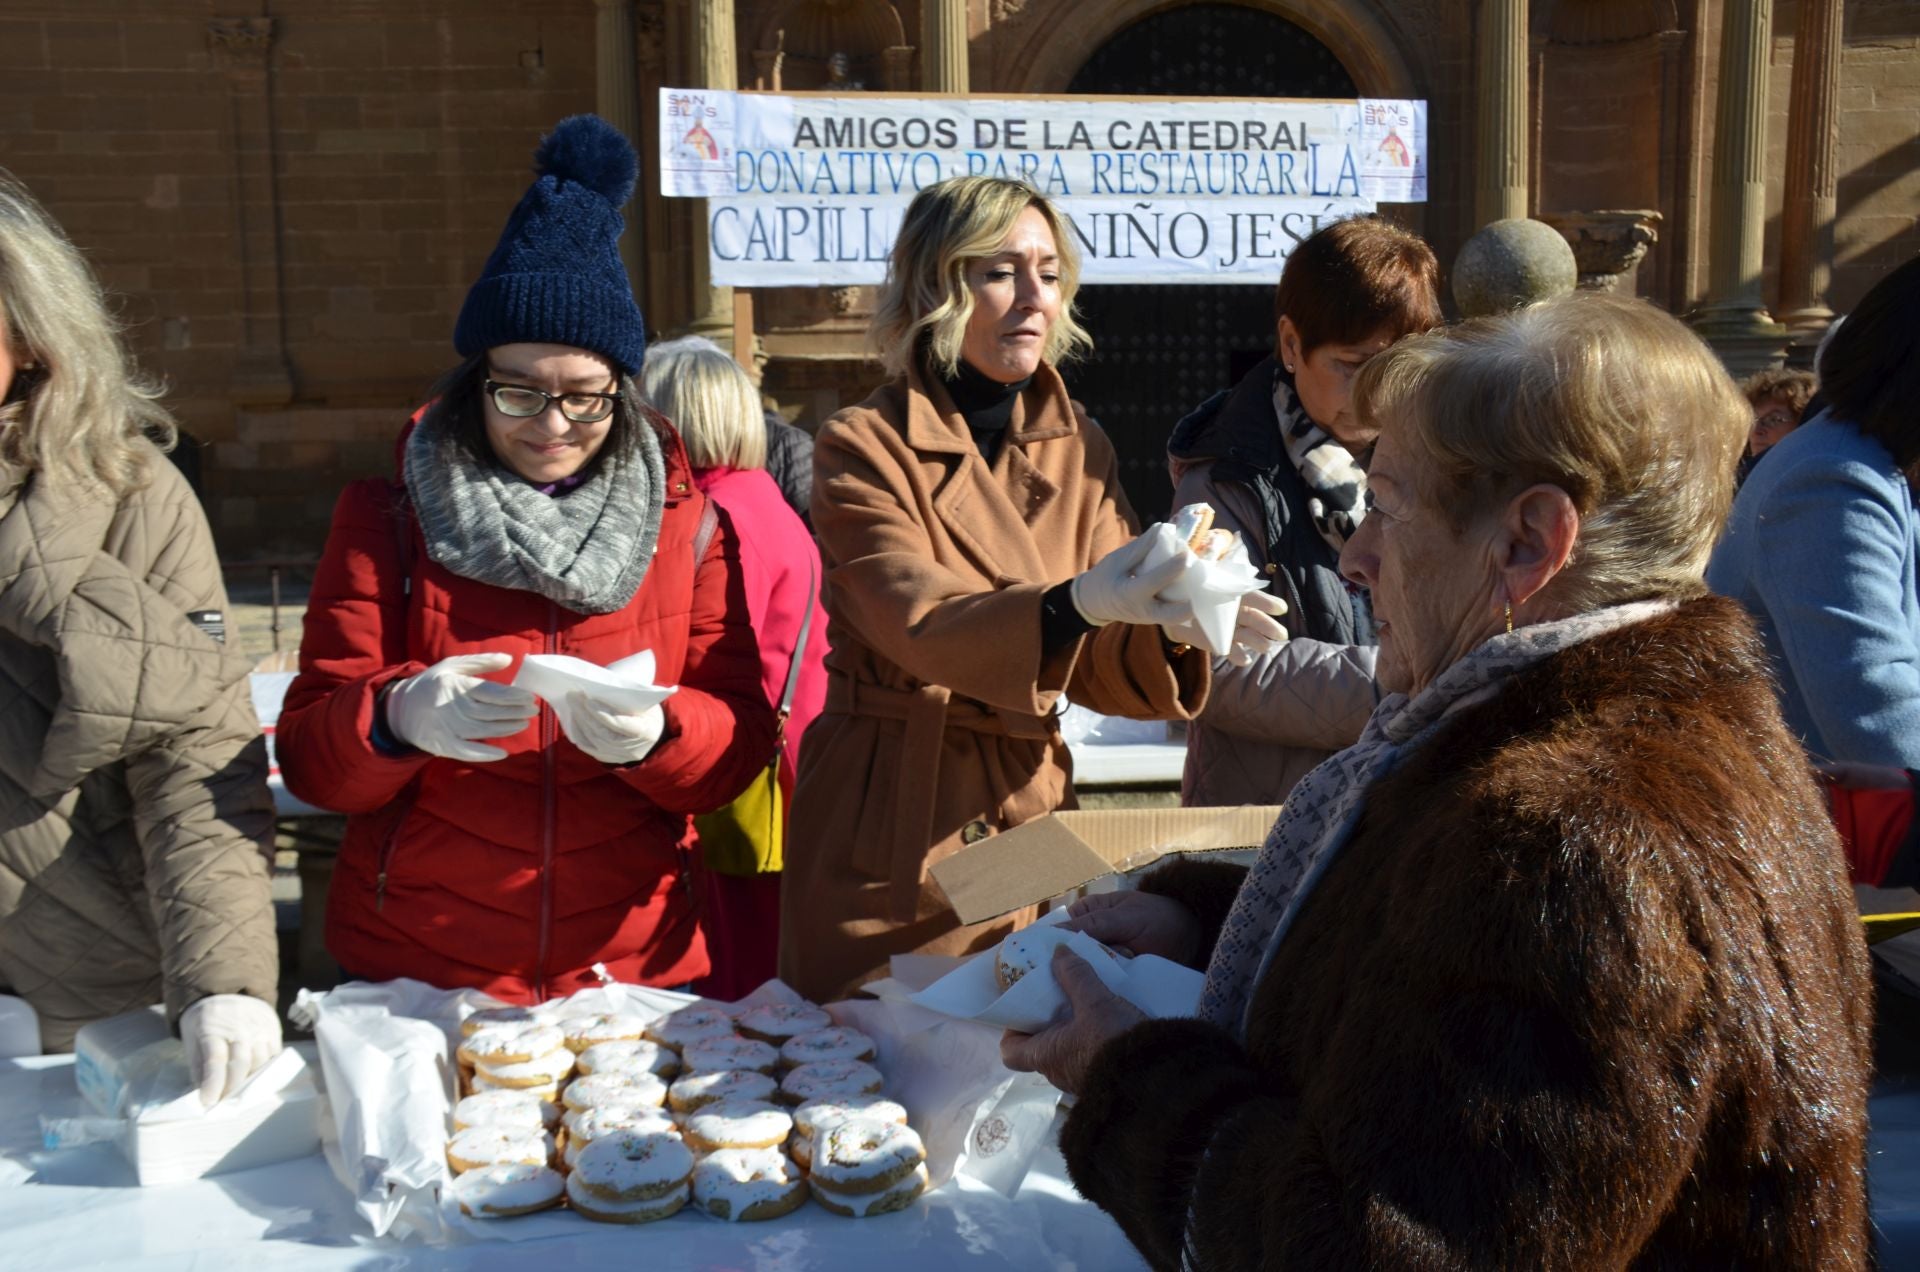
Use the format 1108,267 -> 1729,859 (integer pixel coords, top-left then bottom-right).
643,337 -> 828,999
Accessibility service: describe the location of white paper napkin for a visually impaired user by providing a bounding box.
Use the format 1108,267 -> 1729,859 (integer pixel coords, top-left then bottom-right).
1137,521 -> 1267,655
512,650 -> 677,741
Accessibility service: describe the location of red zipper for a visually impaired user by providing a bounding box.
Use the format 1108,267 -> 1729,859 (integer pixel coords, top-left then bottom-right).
534,602 -> 559,1001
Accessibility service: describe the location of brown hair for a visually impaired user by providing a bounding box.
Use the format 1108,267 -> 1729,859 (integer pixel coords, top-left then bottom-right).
1818,253 -> 1920,470
1352,292 -> 1751,612
1739,367 -> 1816,417
1274,215 -> 1442,358
870,176 -> 1091,380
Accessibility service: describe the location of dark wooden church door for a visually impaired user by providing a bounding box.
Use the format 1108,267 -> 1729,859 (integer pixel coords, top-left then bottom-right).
1063,4 -> 1357,523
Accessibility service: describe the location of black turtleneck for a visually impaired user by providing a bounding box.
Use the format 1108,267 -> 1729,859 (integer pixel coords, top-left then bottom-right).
941,360 -> 1030,466
936,360 -> 1092,654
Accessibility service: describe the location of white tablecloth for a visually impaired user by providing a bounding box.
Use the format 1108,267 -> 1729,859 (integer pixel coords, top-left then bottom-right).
0,1056 -> 1146,1271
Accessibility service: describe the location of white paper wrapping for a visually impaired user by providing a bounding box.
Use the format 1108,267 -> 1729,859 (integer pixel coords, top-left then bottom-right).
511,650 -> 677,742
906,911 -> 1208,1034
1139,519 -> 1268,656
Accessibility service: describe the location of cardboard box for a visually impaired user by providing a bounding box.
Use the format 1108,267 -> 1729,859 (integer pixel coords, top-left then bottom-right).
930,806 -> 1281,926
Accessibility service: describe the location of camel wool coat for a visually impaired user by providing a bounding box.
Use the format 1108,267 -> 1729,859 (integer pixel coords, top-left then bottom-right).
1063,596 -> 1873,1269
779,361 -> 1208,1001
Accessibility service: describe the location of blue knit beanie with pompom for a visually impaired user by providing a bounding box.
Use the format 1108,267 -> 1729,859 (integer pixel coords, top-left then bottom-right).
454,114 -> 646,375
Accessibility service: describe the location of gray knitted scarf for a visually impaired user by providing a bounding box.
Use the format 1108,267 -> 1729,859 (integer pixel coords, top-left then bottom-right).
404,413 -> 665,615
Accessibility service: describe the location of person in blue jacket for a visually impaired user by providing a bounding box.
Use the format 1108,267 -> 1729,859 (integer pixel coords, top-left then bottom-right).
1708,253 -> 1920,765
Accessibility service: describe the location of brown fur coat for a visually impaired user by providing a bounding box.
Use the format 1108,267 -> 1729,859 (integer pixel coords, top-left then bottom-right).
1062,595 -> 1873,1269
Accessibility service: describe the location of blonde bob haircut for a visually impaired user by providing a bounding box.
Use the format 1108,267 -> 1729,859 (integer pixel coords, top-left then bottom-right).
869,176 -> 1092,380
642,335 -> 768,472
0,172 -> 174,495
1352,292 -> 1750,612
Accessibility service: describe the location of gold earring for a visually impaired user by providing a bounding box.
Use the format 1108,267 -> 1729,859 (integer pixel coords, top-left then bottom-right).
1504,602 -> 1514,634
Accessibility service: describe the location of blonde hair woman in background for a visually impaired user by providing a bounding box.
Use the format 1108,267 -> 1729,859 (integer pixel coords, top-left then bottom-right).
643,336 -> 827,1000
0,173 -> 279,1100
778,176 -> 1284,1001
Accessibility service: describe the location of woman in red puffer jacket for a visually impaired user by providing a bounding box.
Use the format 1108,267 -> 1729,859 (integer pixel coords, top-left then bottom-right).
277,116 -> 772,1000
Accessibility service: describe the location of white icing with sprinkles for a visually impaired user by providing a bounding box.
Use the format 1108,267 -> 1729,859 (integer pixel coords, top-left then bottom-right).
453,1089 -> 547,1132
736,1002 -> 832,1040
781,1059 -> 884,1104
685,1098 -> 793,1149
693,1148 -> 805,1220
563,1070 -> 668,1111
448,1162 -> 563,1214
779,1026 -> 875,1068
683,1035 -> 778,1074
670,1069 -> 778,1109
570,1130 -> 694,1197
577,1039 -> 677,1078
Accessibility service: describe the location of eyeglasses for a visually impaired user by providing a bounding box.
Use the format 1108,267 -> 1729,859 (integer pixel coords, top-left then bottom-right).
1754,410 -> 1796,433
484,379 -> 622,424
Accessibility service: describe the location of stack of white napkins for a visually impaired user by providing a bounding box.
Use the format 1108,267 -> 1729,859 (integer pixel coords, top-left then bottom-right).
511,650 -> 677,741
47,1006 -> 324,1185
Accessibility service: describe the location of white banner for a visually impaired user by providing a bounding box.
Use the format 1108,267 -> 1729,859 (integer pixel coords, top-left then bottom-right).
661,89 -> 1425,287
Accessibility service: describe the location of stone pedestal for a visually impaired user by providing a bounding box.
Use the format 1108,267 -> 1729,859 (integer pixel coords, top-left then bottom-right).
1453,218 -> 1577,318
1539,210 -> 1663,294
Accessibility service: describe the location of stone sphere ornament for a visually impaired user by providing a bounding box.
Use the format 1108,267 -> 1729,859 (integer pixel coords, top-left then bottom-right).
1452,218 -> 1579,317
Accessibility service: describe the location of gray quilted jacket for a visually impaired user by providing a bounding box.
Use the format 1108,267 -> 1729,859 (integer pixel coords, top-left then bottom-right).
0,449 -> 276,1051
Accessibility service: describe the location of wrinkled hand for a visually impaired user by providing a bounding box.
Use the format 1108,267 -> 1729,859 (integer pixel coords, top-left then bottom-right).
1061,889 -> 1204,965
383,652 -> 538,762
1000,946 -> 1146,1095
566,693 -> 666,766
1162,589 -> 1290,666
1071,524 -> 1193,628
180,994 -> 283,1107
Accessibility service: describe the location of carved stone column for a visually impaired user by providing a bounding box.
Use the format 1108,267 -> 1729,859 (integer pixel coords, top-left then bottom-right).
684,0 -> 735,340
1691,0 -> 1789,373
1778,0 -> 1842,345
1474,0 -> 1529,226
595,0 -> 644,298
207,17 -> 291,406
923,0 -> 969,93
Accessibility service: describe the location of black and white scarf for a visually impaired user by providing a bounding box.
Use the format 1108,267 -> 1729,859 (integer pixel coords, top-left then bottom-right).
404,417 -> 666,616
1274,371 -> 1368,555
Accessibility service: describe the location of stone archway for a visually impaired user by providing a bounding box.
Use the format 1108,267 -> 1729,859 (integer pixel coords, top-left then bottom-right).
1044,3 -> 1371,523
1004,0 -> 1416,100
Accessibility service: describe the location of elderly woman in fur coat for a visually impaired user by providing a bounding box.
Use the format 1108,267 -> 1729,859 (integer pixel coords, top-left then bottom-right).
1004,293 -> 1875,1269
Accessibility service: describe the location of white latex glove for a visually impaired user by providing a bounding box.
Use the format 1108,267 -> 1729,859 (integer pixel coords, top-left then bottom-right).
181,993 -> 283,1108
565,692 -> 666,766
1163,589 -> 1290,666
383,652 -> 538,763
1070,524 -> 1194,628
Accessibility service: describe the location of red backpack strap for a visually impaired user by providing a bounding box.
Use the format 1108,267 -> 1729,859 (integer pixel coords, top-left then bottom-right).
690,496 -> 720,565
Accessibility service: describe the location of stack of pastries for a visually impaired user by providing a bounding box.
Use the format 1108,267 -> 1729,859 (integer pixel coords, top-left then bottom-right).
442,995 -> 928,1225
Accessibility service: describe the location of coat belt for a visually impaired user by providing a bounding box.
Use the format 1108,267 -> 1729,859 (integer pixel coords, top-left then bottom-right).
828,678 -> 1057,921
